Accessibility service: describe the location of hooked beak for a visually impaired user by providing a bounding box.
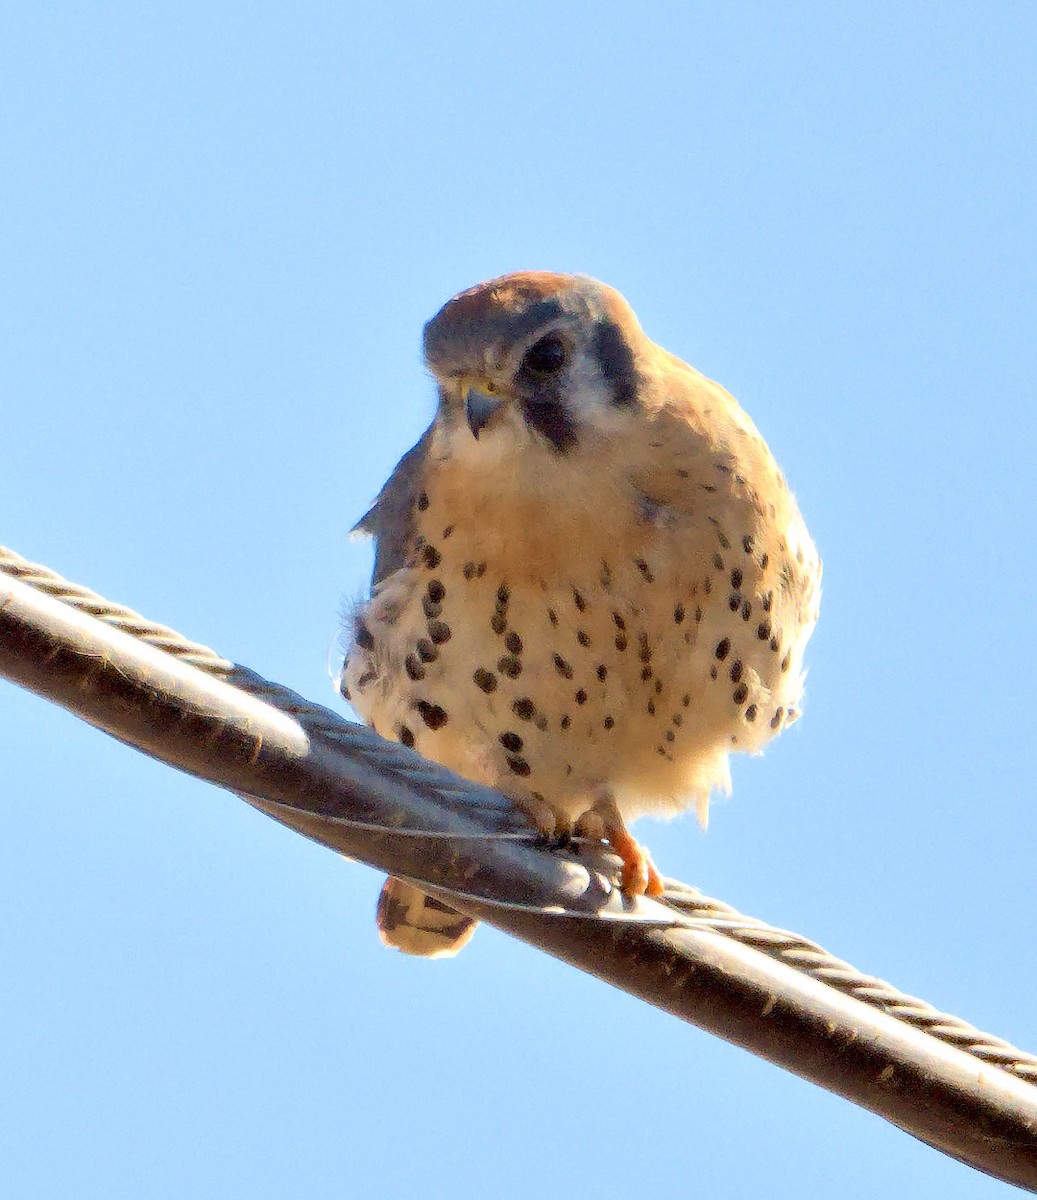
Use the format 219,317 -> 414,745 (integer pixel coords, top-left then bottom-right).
464,387 -> 506,440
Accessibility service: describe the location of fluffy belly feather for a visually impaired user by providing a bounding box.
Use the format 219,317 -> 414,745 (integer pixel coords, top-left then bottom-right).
343,506 -> 814,830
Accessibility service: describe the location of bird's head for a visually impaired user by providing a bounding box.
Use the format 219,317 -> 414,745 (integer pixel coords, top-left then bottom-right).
423,272 -> 647,461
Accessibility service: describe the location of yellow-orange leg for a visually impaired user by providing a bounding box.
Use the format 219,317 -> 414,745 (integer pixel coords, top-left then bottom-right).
581,795 -> 665,897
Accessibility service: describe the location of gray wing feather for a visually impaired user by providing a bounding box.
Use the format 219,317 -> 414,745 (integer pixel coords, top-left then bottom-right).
353,422 -> 435,588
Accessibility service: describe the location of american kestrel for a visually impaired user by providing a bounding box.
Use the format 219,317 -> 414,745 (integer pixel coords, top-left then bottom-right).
343,272 -> 820,957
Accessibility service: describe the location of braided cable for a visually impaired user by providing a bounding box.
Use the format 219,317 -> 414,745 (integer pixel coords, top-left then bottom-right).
2,542 -> 1034,1085
659,880 -> 1037,1082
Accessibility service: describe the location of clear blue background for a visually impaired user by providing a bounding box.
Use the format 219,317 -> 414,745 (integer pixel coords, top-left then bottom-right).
2,4 -> 1035,1197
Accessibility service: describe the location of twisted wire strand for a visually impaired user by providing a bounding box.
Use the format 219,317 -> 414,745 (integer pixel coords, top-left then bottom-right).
0,546 -> 520,829
0,546 -> 233,672
659,880 -> 1037,1082
3,542 -> 1035,1084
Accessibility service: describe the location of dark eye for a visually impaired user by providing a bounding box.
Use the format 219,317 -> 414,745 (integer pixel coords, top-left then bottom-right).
523,334 -> 567,375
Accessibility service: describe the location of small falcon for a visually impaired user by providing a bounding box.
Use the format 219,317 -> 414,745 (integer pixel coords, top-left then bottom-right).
343,272 -> 820,956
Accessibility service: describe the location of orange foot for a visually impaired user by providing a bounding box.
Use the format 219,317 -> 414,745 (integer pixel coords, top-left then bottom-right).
580,795 -> 665,898
607,823 -> 665,897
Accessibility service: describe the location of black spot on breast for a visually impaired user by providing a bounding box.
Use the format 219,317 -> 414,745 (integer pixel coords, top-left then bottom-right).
641,666 -> 653,682
405,654 -> 425,681
635,557 -> 655,582
496,584 -> 510,608
715,638 -> 731,660
770,635 -> 781,652
781,652 -> 791,672
741,599 -> 752,621
442,525 -> 453,538
603,715 -> 615,730
505,631 -> 523,655
591,318 -> 638,407
665,730 -> 675,743
473,668 -> 497,693
513,698 -> 535,721
731,568 -> 743,589
506,755 -> 532,777
572,588 -> 586,612
575,689 -> 587,705
730,661 -> 743,683
422,595 -> 442,619
733,683 -> 749,705
743,534 -> 754,555
757,622 -> 771,641
596,664 -> 608,681
427,579 -> 445,603
499,731 -> 524,752
745,704 -> 758,722
682,693 -> 691,706
553,653 -> 573,679
491,612 -> 507,635
560,715 -> 571,729
548,608 -> 559,627
399,725 -> 415,748
353,618 -> 375,650
576,630 -> 591,647
463,562 -> 479,580
672,713 -> 682,727
422,545 -> 441,569
415,701 -> 447,730
498,655 -> 522,678
417,492 -> 429,512
674,604 -> 685,624
770,707 -> 785,729
728,592 -> 741,612
428,620 -> 451,644
612,612 -> 626,630
615,634 -> 628,651
416,638 -> 438,663
638,633 -> 652,663
647,700 -> 656,715
762,592 -> 773,612
712,553 -> 724,571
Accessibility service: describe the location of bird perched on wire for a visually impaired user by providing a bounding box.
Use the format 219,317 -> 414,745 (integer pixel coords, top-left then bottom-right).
343,271 -> 820,957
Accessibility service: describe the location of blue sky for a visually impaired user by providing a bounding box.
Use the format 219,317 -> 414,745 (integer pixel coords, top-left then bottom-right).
3,3 -> 1035,1196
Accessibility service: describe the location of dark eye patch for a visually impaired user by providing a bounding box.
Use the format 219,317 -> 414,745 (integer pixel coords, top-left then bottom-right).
591,319 -> 638,407
521,395 -> 577,453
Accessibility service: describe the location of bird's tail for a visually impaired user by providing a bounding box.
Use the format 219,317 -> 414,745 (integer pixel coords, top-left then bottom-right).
376,877 -> 478,958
